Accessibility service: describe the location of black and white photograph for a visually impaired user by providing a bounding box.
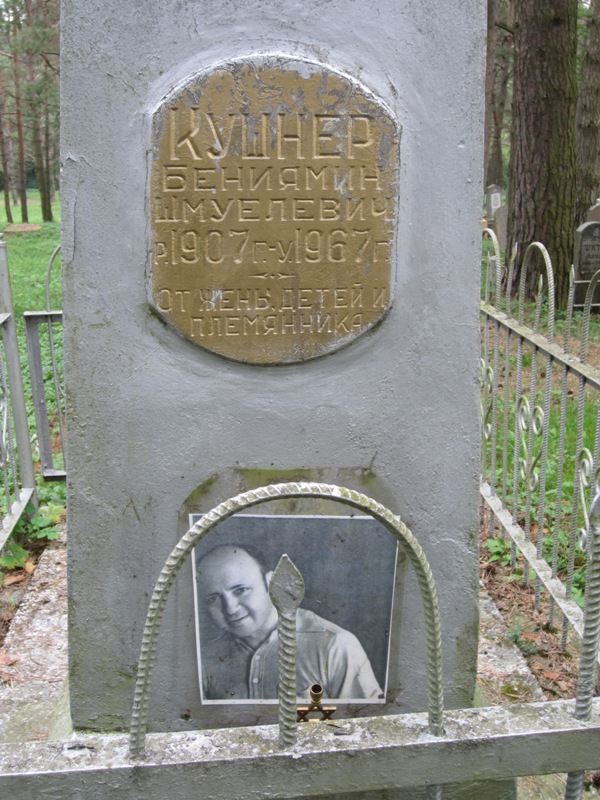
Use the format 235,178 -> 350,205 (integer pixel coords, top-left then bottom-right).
191,514 -> 398,705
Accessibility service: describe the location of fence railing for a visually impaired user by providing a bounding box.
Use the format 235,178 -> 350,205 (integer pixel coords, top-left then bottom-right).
0,235 -> 36,551
24,309 -> 65,481
480,229 -> 600,659
24,243 -> 65,481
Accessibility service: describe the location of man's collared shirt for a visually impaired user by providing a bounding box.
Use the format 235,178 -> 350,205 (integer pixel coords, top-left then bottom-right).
201,608 -> 383,701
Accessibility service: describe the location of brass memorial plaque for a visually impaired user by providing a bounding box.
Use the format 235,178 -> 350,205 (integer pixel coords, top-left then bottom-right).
150,57 -> 399,364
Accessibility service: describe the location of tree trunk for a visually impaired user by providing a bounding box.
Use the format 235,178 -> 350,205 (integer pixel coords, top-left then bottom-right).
9,14 -> 28,224
487,37 -> 512,187
484,0 -> 497,186
0,90 -> 14,224
23,0 -> 53,222
575,0 -> 600,226
507,0 -> 578,308
44,100 -> 55,205
5,122 -> 20,209
485,1 -> 514,189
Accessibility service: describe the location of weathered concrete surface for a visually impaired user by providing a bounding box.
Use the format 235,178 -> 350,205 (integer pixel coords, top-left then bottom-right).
2,551 -> 594,798
62,0 -> 486,736
477,587 -> 545,706
0,532 -> 68,744
1,700 -> 600,798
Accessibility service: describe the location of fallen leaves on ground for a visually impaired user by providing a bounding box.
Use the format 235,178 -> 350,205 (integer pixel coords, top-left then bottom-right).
480,538 -> 580,701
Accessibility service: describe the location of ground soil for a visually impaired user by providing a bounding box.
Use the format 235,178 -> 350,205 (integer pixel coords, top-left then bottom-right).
480,540 -> 581,700
0,540 -> 47,649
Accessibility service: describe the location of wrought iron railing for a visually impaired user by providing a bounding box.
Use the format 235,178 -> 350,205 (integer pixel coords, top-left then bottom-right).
480,229 -> 600,658
24,244 -> 65,481
0,235 -> 36,552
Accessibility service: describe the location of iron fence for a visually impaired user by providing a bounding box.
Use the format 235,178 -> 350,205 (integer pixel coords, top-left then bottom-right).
24,243 -> 65,481
480,229 -> 600,658
0,235 -> 36,553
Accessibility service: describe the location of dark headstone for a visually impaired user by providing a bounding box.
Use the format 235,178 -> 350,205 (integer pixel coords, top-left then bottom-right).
574,222 -> 600,306
492,205 -> 507,252
586,202 -> 600,224
575,222 -> 600,280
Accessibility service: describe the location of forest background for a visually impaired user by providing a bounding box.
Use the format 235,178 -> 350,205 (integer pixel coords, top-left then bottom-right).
0,0 -> 57,228
488,0 -> 600,306
0,0 -> 594,308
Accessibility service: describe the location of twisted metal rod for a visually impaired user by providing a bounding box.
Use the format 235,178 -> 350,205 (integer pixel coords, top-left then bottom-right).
563,270 -> 600,649
549,269 -> 575,627
564,490 -> 600,800
44,245 -> 66,462
128,482 -> 444,760
275,610 -> 298,745
268,554 -> 304,747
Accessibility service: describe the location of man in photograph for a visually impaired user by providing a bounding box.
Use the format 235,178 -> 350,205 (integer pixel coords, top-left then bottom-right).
197,544 -> 383,701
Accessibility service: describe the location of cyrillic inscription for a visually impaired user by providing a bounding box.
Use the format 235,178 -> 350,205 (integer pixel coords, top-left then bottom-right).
150,58 -> 399,363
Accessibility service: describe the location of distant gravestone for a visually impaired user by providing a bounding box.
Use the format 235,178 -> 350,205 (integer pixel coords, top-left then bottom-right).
575,222 -> 600,280
492,204 -> 507,252
486,183 -> 501,221
586,202 -> 600,224
574,222 -> 600,306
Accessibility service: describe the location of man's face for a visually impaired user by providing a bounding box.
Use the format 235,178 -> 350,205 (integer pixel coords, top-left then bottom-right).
199,547 -> 278,648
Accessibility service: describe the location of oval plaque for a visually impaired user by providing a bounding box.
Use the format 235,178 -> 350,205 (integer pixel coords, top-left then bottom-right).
150,57 -> 399,364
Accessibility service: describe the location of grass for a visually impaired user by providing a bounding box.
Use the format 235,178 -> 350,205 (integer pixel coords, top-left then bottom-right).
0,191 -> 64,575
481,243 -> 600,609
1,193 -> 62,321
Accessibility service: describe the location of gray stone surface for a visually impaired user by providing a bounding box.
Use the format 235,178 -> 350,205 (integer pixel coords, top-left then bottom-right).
61,0 -> 485,738
0,531 -> 68,743
3,543 -> 587,797
586,203 -> 600,224
487,184 -> 502,221
492,205 -> 508,253
574,222 -> 600,281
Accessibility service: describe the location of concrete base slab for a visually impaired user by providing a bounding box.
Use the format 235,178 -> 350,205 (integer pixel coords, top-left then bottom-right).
0,539 -> 597,798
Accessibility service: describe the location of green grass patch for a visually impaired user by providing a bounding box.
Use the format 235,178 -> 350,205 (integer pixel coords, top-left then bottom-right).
0,193 -> 63,577
0,190 -> 61,227
2,194 -> 62,321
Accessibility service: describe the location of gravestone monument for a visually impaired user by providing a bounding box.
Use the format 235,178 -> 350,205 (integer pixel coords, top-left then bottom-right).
574,221 -> 600,306
586,201 -> 600,223
486,184 -> 502,222
62,0 -> 509,797
492,205 -> 507,252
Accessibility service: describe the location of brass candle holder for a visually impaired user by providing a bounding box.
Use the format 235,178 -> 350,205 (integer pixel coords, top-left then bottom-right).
297,684 -> 336,722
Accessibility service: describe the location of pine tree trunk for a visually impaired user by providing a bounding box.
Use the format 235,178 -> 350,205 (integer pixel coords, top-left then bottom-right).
5,125 -> 19,209
10,17 -> 28,224
487,42 -> 511,187
485,1 -> 513,189
0,92 -> 14,224
507,0 -> 578,308
575,0 -> 600,226
484,0 -> 497,186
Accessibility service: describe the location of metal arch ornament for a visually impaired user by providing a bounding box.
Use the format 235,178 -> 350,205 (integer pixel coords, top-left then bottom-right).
481,227 -> 503,304
517,242 -> 555,342
480,358 -> 494,443
577,448 -> 600,556
518,395 -> 544,492
580,268 -> 600,364
128,482 -> 444,760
